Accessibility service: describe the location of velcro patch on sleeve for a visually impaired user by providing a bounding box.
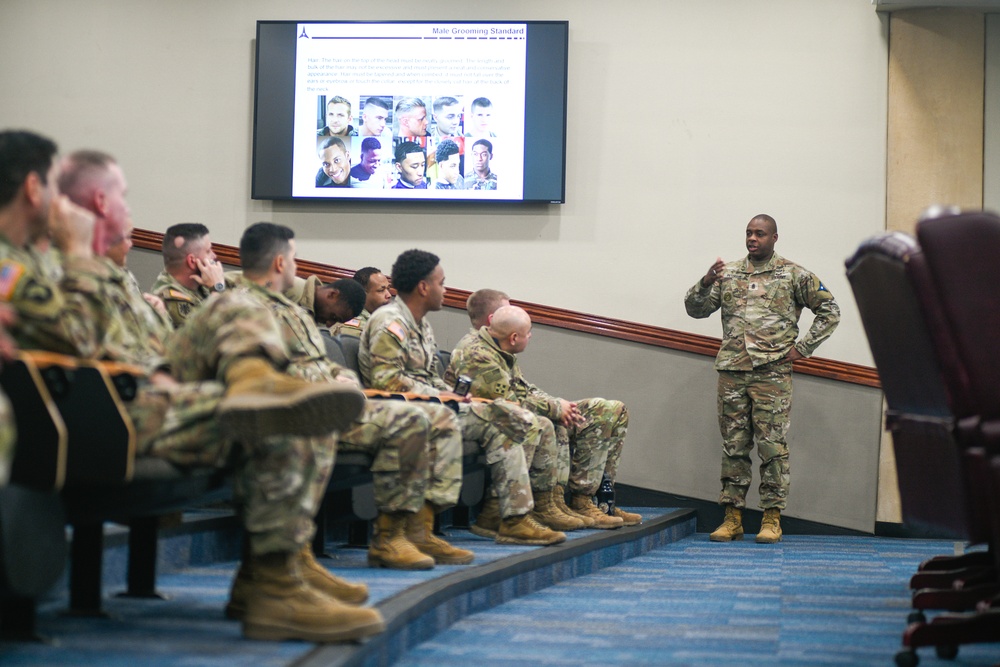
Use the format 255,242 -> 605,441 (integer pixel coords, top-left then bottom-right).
0,260 -> 26,301
387,321 -> 406,343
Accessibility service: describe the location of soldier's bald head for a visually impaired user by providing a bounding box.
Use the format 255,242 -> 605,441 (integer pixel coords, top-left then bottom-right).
489,305 -> 531,338
750,214 -> 777,235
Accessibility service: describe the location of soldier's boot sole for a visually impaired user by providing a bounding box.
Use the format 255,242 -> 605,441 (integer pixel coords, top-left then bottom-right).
709,528 -> 744,542
469,524 -> 499,539
243,604 -> 385,643
219,384 -> 364,442
755,528 -> 782,544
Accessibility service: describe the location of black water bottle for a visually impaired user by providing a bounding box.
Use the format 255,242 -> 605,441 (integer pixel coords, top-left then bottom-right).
595,474 -> 615,516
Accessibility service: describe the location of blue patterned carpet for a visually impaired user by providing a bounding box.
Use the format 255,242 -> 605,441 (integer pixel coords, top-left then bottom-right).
396,534 -> 1000,667
2,509 -> 999,666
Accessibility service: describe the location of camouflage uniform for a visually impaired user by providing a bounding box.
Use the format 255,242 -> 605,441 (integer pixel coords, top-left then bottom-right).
151,269 -> 212,329
0,390 -> 15,486
684,253 -> 840,510
360,298 -> 557,519
0,237 -> 326,555
333,309 -> 369,339
230,275 -> 464,514
445,327 -> 629,496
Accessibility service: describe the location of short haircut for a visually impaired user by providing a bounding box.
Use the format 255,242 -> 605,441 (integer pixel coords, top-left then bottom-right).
751,213 -> 778,234
472,139 -> 493,155
162,223 -> 210,266
470,97 -> 493,110
363,96 -> 390,112
320,136 -> 347,153
433,96 -> 460,114
329,278 -> 366,317
391,249 -> 440,295
352,266 -> 382,289
326,95 -> 352,114
57,149 -> 116,203
240,222 -> 294,274
435,139 -> 461,164
0,130 -> 57,208
394,141 -> 425,164
360,137 -> 381,154
395,97 -> 426,116
466,289 -> 509,327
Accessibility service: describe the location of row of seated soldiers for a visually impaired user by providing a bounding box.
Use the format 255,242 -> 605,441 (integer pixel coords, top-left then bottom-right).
0,129 -> 636,646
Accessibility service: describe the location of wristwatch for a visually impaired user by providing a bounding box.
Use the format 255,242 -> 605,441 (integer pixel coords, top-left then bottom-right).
213,281 -> 226,293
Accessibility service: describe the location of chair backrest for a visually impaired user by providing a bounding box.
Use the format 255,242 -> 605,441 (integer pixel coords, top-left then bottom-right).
845,232 -> 951,419
917,211 -> 1000,422
436,348 -> 451,381
321,330 -> 347,368
338,333 -> 362,377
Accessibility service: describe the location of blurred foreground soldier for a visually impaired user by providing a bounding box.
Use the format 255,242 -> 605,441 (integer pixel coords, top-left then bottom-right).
0,130 -> 378,642
447,305 -> 638,529
359,249 -> 565,546
231,223 -> 472,571
0,304 -> 17,485
684,214 -> 840,544
58,150 -> 172,369
335,266 -> 392,338
151,223 -> 227,328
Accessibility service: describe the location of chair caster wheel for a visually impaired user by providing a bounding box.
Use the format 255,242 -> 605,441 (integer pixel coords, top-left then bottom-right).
935,643 -> 958,660
906,611 -> 926,624
894,649 -> 918,667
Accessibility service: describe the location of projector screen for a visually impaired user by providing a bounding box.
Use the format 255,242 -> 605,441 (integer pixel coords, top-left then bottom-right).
252,21 -> 569,204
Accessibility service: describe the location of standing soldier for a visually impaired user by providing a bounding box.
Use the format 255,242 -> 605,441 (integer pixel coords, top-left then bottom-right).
684,214 -> 840,544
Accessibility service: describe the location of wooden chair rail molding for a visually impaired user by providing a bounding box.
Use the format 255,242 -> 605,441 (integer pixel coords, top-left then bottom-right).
133,229 -> 880,388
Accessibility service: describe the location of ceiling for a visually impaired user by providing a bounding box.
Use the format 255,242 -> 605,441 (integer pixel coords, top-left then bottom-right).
872,0 -> 1000,9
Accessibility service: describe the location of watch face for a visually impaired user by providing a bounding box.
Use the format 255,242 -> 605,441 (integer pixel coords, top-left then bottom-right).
215,282 -> 226,292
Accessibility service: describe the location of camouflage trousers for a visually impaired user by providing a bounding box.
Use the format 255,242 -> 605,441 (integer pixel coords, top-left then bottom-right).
717,361 -> 792,510
410,402 -> 464,509
463,399 -> 556,519
338,399 -> 430,515
557,398 -> 629,496
129,379 -> 332,555
0,389 -> 14,486
159,292 -> 334,554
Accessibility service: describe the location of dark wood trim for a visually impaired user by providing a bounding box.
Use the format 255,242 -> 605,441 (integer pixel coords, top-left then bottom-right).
133,228 -> 881,389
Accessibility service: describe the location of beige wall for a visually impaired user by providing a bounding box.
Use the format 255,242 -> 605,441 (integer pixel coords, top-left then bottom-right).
8,1 -> 1000,531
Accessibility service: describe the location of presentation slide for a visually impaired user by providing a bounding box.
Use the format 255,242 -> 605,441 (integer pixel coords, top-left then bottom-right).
291,22 -> 527,200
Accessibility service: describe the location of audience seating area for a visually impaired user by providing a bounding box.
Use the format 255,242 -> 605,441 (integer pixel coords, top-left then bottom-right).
846,210 -> 1000,666
0,334 -> 484,643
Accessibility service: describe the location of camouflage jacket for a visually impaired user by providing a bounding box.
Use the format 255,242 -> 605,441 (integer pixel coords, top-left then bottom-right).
234,276 -> 358,387
63,257 -> 170,373
684,253 -> 840,371
0,238 -> 96,357
151,269 -> 211,329
445,327 -> 562,421
333,308 -> 369,339
359,298 -> 447,394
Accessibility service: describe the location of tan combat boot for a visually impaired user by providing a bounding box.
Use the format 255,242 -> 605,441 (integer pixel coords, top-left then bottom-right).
406,502 -> 474,565
709,505 -> 744,542
299,545 -> 369,604
469,497 -> 501,539
496,513 -> 566,546
531,488 -> 586,531
569,494 -> 624,530
241,551 -> 385,642
556,485 -> 595,527
368,512 -> 435,570
226,545 -> 370,619
612,506 -> 643,527
219,357 -> 365,441
756,508 -> 783,544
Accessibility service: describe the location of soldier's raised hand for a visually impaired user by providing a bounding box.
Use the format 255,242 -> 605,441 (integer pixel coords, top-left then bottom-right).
701,257 -> 725,287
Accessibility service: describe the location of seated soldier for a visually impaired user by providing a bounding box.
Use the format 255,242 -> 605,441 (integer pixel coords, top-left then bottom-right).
285,275 -> 365,336
0,304 -> 16,485
219,223 -> 473,575
447,304 -> 640,528
151,223 -> 227,328
359,249 -> 579,546
0,130 -> 382,643
334,266 -> 393,339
